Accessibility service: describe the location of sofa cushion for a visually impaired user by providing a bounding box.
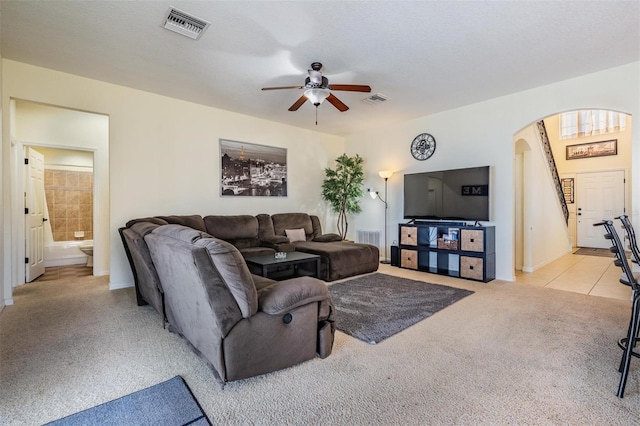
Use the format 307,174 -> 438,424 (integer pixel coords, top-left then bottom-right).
126,217 -> 168,228
156,215 -> 206,232
272,213 -> 314,240
293,241 -> 379,281
285,228 -> 306,242
256,213 -> 276,240
239,246 -> 277,257
204,215 -> 261,249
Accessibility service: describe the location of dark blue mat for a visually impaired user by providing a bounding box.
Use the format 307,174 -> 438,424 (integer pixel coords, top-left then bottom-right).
46,376 -> 210,425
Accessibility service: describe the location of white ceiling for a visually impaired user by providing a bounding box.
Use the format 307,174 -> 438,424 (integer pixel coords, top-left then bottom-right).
1,1 -> 638,136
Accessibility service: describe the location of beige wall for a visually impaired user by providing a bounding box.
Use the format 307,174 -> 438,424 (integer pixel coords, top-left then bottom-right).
545,113 -> 632,175
346,62 -> 640,281
2,59 -> 344,297
0,45 -> 4,308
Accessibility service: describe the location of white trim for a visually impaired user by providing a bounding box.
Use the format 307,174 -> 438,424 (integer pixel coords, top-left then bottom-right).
108,281 -> 133,291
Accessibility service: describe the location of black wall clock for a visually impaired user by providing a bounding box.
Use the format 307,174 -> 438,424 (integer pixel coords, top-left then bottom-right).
411,133 -> 436,161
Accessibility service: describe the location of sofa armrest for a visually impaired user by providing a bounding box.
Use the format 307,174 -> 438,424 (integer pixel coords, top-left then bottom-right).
258,276 -> 329,315
312,233 -> 343,242
260,236 -> 295,252
261,235 -> 290,246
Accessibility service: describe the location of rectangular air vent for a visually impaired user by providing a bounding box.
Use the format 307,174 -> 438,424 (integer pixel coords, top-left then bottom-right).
163,7 -> 210,40
362,93 -> 389,105
357,230 -> 381,249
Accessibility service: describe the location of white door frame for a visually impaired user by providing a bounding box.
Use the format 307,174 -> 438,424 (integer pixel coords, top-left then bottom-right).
15,141 -> 98,286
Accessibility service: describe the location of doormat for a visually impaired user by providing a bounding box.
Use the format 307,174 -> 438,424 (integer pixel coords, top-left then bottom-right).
328,273 -> 474,344
573,248 -> 616,258
45,376 -> 210,425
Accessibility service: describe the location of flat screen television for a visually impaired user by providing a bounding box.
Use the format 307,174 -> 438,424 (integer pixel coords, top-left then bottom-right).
404,166 -> 490,221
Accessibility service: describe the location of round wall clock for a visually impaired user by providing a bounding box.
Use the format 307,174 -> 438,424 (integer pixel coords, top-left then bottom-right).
411,133 -> 436,161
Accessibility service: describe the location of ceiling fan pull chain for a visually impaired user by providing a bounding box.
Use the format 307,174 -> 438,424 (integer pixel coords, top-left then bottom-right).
315,106 -> 318,125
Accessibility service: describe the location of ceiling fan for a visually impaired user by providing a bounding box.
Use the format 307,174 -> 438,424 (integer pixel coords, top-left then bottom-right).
261,62 -> 372,115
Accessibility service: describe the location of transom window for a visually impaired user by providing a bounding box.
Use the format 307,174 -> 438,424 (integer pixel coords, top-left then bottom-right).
560,110 -> 627,140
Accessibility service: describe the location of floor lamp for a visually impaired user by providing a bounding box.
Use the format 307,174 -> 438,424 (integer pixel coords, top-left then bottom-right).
368,170 -> 394,264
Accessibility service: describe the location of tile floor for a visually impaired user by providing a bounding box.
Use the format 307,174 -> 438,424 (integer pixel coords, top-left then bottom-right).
34,265 -> 93,282
514,249 -> 632,301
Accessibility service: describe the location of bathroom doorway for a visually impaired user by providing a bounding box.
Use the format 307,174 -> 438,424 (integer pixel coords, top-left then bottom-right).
24,146 -> 95,281
11,99 -> 109,289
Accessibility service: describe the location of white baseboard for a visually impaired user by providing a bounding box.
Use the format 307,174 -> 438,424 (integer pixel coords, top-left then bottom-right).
109,281 -> 134,291
45,255 -> 88,268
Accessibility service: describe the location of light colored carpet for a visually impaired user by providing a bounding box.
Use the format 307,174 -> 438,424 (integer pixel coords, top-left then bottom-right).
1,265 -> 639,425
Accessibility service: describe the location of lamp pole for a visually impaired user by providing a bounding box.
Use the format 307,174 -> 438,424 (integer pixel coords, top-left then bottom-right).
381,176 -> 390,264
377,170 -> 393,264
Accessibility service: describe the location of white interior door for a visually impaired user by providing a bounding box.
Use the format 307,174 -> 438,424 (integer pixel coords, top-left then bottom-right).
25,147 -> 46,282
576,170 -> 625,249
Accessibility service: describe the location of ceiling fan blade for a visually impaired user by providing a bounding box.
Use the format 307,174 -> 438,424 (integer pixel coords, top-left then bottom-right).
326,93 -> 349,112
328,84 -> 372,93
288,95 -> 308,111
262,86 -> 304,91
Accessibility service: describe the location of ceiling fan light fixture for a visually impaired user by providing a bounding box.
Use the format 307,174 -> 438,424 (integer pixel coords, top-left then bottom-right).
304,88 -> 330,106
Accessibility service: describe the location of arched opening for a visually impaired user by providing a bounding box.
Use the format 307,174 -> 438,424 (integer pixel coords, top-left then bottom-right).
514,109 -> 632,297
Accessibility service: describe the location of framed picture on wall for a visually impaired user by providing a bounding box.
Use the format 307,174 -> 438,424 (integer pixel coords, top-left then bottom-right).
561,178 -> 574,204
220,139 -> 287,196
566,139 -> 617,160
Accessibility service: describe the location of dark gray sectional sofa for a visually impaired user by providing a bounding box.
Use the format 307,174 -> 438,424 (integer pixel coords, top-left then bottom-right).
118,212 -> 378,383
123,212 -> 379,282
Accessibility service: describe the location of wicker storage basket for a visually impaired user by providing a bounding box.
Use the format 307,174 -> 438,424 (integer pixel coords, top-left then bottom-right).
437,238 -> 459,250
400,226 -> 417,246
461,229 -> 484,252
400,249 -> 418,269
460,256 -> 484,280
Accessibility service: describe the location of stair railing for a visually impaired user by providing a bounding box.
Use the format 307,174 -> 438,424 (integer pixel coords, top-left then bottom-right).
536,120 -> 569,224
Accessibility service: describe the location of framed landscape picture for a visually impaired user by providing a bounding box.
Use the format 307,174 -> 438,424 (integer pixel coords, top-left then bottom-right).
566,139 -> 617,160
220,139 -> 287,196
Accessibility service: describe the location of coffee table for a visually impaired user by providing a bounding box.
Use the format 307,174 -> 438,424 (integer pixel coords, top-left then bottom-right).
244,252 -> 321,280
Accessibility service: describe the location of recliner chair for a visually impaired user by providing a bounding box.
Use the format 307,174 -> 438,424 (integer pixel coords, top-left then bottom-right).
145,224 -> 335,383
119,221 -> 166,321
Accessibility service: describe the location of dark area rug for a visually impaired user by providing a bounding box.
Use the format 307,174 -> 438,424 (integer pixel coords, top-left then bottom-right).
45,376 -> 210,425
574,247 -> 616,257
329,273 -> 474,344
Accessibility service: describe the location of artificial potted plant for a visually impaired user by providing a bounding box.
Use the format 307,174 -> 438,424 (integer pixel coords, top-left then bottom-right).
321,153 -> 365,239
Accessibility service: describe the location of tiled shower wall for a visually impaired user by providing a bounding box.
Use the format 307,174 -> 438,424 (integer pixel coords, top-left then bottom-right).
44,169 -> 93,241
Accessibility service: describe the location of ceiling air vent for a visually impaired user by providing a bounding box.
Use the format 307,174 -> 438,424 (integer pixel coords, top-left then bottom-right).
362,93 -> 389,105
163,7 -> 210,40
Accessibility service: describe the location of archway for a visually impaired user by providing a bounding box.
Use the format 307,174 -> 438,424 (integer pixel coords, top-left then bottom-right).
514,109 -> 632,274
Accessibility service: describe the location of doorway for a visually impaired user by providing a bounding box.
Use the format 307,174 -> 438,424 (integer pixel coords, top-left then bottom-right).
575,170 -> 625,249
24,146 -> 96,282
9,99 -> 109,295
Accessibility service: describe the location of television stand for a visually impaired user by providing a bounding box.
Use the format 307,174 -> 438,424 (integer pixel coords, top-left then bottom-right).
394,222 -> 495,282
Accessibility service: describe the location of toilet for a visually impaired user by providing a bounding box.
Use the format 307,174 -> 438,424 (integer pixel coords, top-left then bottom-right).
79,245 -> 93,267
